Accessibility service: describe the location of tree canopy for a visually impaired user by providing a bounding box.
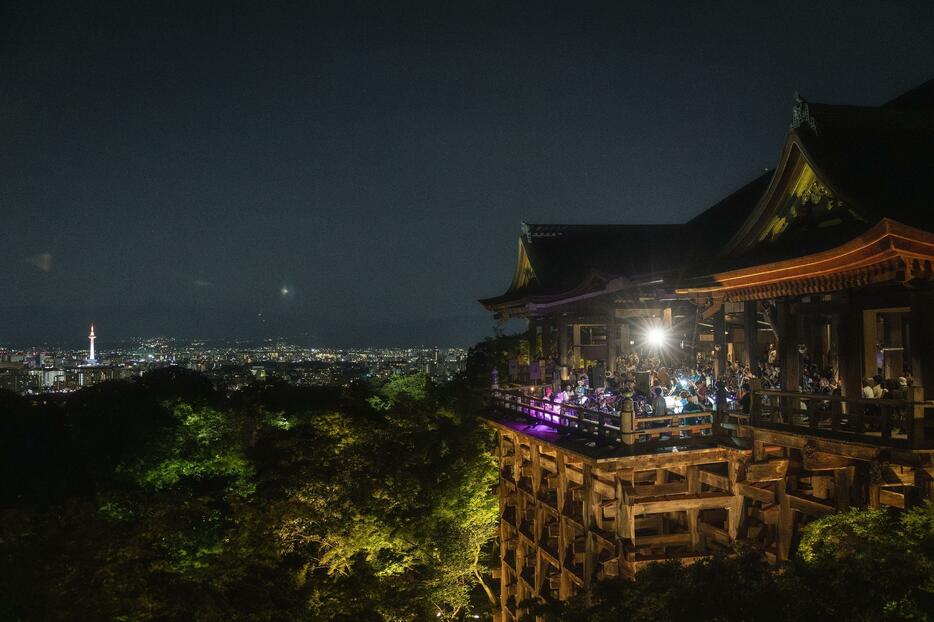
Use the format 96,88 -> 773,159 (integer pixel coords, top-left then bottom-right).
0,371 -> 498,621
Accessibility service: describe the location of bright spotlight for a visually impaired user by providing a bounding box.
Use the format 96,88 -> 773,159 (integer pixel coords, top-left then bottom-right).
646,327 -> 667,348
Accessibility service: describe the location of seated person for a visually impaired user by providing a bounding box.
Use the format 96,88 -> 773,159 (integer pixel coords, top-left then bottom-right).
682,392 -> 703,412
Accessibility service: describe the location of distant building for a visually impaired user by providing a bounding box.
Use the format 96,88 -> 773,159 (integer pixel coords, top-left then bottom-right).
88,324 -> 97,364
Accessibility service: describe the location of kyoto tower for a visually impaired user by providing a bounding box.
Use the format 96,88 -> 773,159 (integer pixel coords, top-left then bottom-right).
88,324 -> 97,363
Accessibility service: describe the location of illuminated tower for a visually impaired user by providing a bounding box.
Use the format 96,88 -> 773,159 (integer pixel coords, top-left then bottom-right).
88,324 -> 97,363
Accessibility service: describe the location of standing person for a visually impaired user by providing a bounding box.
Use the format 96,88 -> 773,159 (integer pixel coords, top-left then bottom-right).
861,378 -> 875,399
652,386 -> 667,418
896,376 -> 910,400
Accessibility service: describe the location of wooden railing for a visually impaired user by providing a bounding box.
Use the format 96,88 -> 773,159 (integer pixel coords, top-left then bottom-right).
749,387 -> 934,449
490,388 -> 714,447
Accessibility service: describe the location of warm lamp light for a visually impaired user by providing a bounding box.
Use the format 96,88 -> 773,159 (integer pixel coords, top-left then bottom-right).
646,327 -> 667,348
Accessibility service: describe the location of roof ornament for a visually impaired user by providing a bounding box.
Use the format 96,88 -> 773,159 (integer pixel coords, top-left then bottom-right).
791,92 -> 818,134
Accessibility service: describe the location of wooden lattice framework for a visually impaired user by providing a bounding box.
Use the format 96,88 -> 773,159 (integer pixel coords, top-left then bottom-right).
487,415 -> 934,622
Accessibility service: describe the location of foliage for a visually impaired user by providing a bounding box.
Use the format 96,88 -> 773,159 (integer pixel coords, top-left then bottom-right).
0,369 -> 498,621
465,332 -> 525,388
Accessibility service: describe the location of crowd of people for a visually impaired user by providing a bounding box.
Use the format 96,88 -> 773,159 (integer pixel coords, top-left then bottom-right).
510,346 -> 917,430
536,352 -> 742,420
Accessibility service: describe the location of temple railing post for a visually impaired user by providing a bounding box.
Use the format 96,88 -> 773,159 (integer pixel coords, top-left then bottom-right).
620,394 -> 635,445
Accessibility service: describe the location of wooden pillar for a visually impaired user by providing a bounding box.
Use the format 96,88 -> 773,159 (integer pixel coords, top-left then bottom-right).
541,317 -> 553,362
713,307 -> 727,378
833,467 -> 850,511
686,466 -> 702,551
606,311 -> 618,372
778,301 -> 800,391
527,318 -> 539,363
498,433 -> 510,616
558,317 -> 570,368
582,464 -> 594,598
744,300 -> 758,368
910,289 -> 934,400
837,307 -> 862,398
775,478 -> 794,562
728,459 -> 746,540
555,452 -> 570,600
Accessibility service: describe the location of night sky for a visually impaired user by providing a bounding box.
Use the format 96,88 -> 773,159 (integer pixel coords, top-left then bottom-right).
3,1 -> 934,347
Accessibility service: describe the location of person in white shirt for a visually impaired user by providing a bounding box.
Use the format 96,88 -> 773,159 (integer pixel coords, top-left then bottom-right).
652,386 -> 667,417
861,378 -> 875,399
872,375 -> 884,399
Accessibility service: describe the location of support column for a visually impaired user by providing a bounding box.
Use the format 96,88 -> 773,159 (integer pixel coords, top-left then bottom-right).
776,478 -> 794,562
910,289 -> 934,400
582,464 -> 594,599
527,318 -> 539,363
713,307 -> 727,378
744,300 -> 758,369
837,308 -> 862,398
541,317 -> 554,363
497,434 -> 510,616
779,301 -> 800,391
728,459 -> 746,540
607,311 -> 618,372
558,317 -> 570,369
686,466 -> 702,552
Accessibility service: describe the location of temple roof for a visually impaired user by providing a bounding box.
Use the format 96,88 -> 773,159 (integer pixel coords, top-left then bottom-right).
478,223 -> 680,312
479,175 -> 769,313
481,79 -> 934,314
714,81 -> 934,272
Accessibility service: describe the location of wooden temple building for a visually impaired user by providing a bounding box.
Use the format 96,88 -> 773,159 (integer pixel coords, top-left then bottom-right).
479,80 -> 934,621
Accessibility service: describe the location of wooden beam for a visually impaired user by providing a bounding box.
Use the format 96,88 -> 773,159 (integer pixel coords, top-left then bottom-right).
735,482 -> 775,504
751,429 -> 880,461
634,532 -> 693,547
700,522 -> 731,545
698,468 -> 731,491
880,488 -> 906,509
621,482 -> 690,498
802,451 -> 855,471
604,447 -> 734,470
630,492 -> 734,515
745,459 -> 789,482
787,493 -> 834,516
